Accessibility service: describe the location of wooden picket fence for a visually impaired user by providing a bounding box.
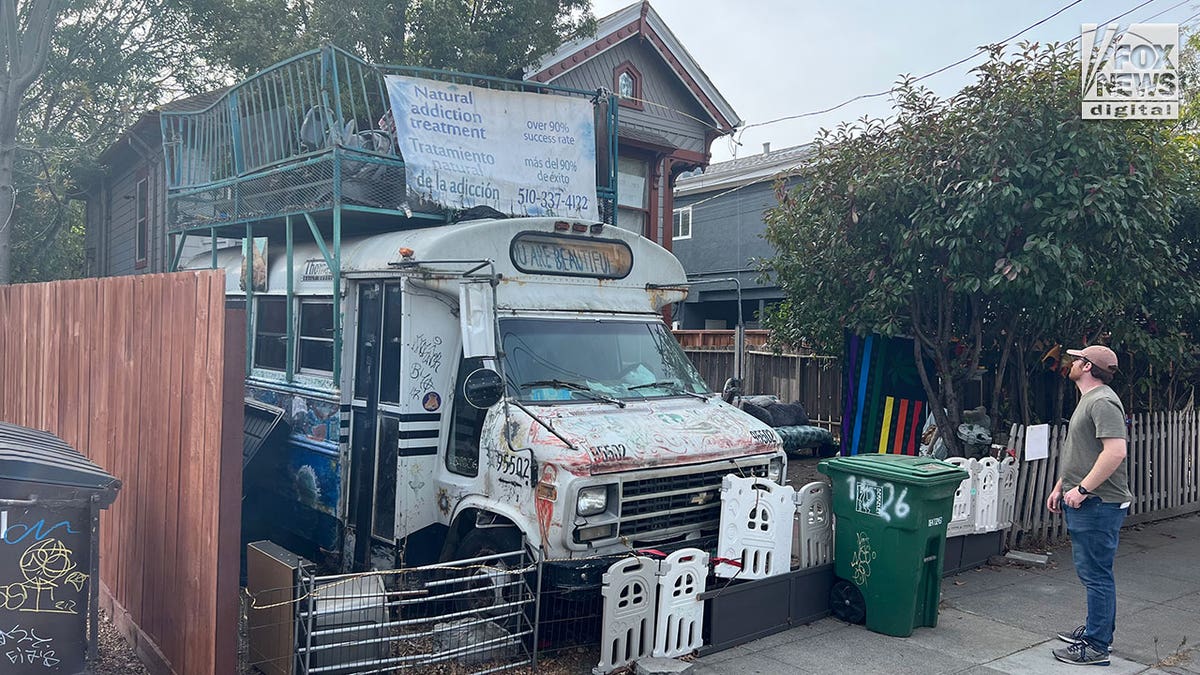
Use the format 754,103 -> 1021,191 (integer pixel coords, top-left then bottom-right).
0,272 -> 243,675
1004,409 -> 1200,548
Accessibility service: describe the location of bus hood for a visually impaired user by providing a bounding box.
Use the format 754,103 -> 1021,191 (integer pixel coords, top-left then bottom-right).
499,397 -> 783,475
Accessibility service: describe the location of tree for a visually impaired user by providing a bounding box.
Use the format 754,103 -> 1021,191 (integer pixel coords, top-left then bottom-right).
8,0 -> 231,283
763,43 -> 1200,454
1,0 -> 63,284
179,0 -> 595,78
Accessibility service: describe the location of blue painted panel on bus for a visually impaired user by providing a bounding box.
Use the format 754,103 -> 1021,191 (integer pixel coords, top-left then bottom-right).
248,385 -> 342,445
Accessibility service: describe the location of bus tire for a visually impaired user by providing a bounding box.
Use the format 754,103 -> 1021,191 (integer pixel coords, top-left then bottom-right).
451,528 -> 530,633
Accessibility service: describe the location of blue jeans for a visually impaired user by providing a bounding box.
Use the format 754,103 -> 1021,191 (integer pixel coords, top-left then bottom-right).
1064,498 -> 1128,650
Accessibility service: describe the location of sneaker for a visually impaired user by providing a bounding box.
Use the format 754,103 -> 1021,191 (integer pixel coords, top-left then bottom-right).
1053,641 -> 1111,666
1057,626 -> 1114,652
1057,625 -> 1088,645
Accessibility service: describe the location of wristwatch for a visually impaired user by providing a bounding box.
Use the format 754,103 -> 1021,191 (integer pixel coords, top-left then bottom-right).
1077,484 -> 1091,495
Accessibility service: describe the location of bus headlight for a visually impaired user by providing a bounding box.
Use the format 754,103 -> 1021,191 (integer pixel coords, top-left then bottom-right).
576,486 -> 608,516
768,456 -> 785,484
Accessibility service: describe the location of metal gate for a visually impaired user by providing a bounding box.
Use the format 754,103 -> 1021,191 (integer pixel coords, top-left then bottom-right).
295,549 -> 537,674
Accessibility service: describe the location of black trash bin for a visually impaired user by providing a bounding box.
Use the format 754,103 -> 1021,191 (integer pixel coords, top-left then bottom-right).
0,422 -> 121,674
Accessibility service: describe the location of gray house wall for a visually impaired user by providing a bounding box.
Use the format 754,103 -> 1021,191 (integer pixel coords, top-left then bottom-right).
674,179 -> 779,278
672,171 -> 801,330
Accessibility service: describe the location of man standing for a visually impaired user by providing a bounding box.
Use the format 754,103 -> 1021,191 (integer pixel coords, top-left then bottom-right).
1046,344 -> 1133,666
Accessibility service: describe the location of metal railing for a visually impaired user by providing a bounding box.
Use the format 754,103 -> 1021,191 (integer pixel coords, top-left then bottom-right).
160,45 -> 618,234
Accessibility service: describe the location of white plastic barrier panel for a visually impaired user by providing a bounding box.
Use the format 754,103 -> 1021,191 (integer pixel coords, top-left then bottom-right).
652,548 -> 708,658
595,556 -> 658,674
973,457 -> 1000,532
945,457 -> 976,537
793,481 -> 833,569
715,476 -> 796,579
997,456 -> 1018,529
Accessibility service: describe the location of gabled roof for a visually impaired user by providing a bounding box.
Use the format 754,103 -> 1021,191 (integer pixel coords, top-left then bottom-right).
525,1 -> 740,133
675,143 -> 812,197
96,87 -> 231,168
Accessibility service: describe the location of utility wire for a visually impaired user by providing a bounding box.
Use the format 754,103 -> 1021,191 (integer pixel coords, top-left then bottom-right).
680,0 -> 1194,216
735,0 -> 1108,142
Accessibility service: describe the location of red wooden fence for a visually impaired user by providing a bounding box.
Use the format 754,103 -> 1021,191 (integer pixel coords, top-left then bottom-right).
0,272 -> 242,675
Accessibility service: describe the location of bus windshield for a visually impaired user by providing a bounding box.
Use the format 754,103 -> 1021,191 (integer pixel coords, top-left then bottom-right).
500,318 -> 711,403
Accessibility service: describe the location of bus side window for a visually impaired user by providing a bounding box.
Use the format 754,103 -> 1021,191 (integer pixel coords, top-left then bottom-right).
254,296 -> 287,370
447,357 -> 486,476
298,299 -> 335,374
379,284 -> 403,404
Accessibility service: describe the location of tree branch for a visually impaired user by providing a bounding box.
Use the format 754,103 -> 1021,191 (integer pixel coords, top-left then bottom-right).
12,0 -> 62,95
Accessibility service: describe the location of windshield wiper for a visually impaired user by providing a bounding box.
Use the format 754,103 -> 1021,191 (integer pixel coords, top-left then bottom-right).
628,380 -> 709,401
518,379 -> 626,408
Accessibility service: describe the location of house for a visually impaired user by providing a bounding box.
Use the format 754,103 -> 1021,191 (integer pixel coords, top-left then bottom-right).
83,89 -> 228,277
84,1 -> 739,276
671,143 -> 811,329
525,1 -> 740,250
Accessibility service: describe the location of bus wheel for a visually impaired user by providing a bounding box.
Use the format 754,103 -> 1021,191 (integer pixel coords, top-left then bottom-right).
452,528 -> 528,630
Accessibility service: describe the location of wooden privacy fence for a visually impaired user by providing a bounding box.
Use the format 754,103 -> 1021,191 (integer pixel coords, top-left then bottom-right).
0,272 -> 243,675
673,329 -> 771,349
683,348 -> 842,432
1005,409 -> 1200,548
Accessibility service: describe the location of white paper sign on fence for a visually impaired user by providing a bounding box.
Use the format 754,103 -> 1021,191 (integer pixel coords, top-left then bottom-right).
385,75 -> 599,220
1024,423 -> 1050,461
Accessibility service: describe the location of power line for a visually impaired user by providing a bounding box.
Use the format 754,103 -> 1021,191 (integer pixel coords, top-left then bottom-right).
678,0 -> 1192,209
734,0 -> 1094,138
733,0 -> 1134,143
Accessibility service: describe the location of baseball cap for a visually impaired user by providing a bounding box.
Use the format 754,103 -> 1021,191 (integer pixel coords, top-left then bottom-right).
1066,345 -> 1118,373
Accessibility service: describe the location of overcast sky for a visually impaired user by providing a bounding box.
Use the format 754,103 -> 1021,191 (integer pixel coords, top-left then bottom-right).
589,0 -> 1199,163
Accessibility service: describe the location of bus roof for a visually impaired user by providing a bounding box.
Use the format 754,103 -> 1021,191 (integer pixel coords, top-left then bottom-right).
186,217 -> 688,313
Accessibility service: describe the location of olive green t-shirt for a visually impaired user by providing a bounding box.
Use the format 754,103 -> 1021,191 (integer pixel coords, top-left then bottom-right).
1062,384 -> 1133,504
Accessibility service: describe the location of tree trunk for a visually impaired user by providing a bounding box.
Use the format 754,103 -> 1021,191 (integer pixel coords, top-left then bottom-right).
1053,375 -> 1066,424
1015,344 -> 1031,425
989,318 -> 1017,426
913,337 -> 962,457
0,147 -> 12,284
1,0 -> 64,284
389,0 -> 409,62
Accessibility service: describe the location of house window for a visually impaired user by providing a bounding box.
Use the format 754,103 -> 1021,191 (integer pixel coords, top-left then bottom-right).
614,62 -> 643,110
298,299 -> 335,374
673,206 -> 692,240
135,178 -> 149,267
618,72 -> 634,98
617,156 -> 648,235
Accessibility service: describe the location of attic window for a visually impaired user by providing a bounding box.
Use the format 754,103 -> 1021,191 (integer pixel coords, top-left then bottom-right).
618,72 -> 634,98
614,62 -> 643,110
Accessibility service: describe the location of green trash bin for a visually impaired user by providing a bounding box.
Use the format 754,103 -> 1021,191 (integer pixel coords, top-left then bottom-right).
818,454 -> 968,637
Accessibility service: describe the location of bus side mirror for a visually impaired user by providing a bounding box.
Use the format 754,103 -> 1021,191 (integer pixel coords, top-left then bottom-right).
460,281 -> 496,359
463,368 -> 504,409
722,377 -> 742,404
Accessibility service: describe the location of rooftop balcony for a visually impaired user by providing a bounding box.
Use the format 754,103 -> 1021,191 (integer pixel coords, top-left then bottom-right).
161,46 -> 618,241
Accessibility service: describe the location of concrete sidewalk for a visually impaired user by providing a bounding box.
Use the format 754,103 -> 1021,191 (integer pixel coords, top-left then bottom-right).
693,513 -> 1200,674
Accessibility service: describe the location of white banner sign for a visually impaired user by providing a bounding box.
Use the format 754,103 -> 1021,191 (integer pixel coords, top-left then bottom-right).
385,75 -> 599,220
